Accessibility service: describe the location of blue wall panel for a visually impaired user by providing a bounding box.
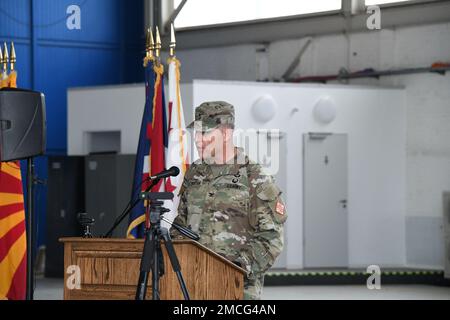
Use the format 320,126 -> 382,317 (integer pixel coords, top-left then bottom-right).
123,0 -> 145,83
0,0 -> 31,39
35,0 -> 122,44
10,43 -> 33,89
123,0 -> 145,44
124,45 -> 145,83
35,46 -> 121,151
0,0 -> 145,248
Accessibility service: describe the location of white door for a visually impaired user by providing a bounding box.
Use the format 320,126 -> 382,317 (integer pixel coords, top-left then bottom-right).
303,133 -> 348,268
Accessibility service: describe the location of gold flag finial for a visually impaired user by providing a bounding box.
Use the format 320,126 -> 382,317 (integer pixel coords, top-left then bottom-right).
10,42 -> 16,72
155,26 -> 161,58
2,42 -> 9,73
0,46 -> 3,69
169,23 -> 176,57
146,27 -> 154,59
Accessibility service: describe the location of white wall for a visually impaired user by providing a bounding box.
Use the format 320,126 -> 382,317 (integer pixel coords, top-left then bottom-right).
68,84 -> 145,155
176,22 -> 450,269
191,80 -> 406,269
67,82 -> 194,156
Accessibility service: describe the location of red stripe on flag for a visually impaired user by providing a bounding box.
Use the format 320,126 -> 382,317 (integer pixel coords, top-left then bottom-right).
150,76 -> 165,192
6,252 -> 26,300
146,122 -> 153,140
165,178 -> 176,193
141,173 -> 150,191
0,221 -> 26,262
185,156 -> 190,171
0,203 -> 25,220
0,171 -> 24,194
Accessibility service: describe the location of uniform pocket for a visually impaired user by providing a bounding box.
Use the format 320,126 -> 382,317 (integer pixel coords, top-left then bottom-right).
212,182 -> 250,218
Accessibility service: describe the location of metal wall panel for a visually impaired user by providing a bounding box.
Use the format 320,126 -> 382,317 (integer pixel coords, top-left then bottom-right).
0,0 -> 145,247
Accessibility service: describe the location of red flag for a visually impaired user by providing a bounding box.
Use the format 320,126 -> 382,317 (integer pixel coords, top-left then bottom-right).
149,63 -> 167,194
142,63 -> 168,229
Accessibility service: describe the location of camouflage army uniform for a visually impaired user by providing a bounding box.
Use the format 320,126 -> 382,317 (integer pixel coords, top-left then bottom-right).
173,101 -> 287,300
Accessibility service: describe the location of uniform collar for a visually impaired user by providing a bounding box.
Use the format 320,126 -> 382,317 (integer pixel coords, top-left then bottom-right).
197,147 -> 248,177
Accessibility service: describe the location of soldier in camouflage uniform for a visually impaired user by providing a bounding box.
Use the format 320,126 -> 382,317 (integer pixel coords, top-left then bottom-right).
172,101 -> 287,300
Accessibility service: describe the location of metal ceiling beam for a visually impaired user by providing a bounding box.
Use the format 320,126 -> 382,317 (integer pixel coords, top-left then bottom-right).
162,0 -> 450,50
164,0 -> 188,33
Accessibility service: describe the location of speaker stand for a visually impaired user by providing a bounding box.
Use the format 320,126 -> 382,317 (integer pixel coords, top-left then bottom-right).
26,157 -> 35,300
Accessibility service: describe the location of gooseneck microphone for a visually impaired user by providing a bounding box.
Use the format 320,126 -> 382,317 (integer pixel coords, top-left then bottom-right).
150,166 -> 180,180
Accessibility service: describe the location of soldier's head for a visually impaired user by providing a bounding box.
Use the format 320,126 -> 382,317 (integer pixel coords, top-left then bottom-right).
188,101 -> 235,162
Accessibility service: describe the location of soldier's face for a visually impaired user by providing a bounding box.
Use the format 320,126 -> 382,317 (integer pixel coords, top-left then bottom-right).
195,128 -> 221,159
195,128 -> 225,159
195,126 -> 235,162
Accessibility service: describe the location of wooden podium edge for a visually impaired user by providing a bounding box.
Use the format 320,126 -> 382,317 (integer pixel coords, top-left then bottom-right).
59,237 -> 247,275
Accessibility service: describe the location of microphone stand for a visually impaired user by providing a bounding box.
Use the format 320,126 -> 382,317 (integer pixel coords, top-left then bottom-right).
135,192 -> 190,300
103,179 -> 158,238
26,158 -> 35,300
103,179 -> 199,241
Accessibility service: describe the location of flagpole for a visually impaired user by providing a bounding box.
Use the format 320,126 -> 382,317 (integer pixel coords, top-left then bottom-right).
0,46 -> 3,75
1,43 -> 8,88
10,42 -> 16,72
26,159 -> 35,300
145,27 -> 154,65
2,43 -> 8,74
155,26 -> 162,65
169,23 -> 176,58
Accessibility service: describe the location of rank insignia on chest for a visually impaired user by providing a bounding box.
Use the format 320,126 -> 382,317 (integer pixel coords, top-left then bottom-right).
225,184 -> 243,190
275,201 -> 285,215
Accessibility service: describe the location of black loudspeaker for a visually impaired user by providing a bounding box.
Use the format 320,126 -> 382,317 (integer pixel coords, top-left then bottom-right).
84,154 -> 135,238
45,156 -> 85,278
0,88 -> 46,161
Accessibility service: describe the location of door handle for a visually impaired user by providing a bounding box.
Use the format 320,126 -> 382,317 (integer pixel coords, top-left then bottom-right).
339,200 -> 347,209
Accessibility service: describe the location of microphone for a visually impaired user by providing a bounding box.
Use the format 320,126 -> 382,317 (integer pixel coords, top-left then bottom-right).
150,166 -> 180,180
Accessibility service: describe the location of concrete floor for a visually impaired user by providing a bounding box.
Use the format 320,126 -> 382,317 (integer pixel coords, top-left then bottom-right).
262,285 -> 450,300
34,278 -> 450,300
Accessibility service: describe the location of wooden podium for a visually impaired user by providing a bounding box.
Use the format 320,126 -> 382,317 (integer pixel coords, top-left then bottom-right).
60,238 -> 246,300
